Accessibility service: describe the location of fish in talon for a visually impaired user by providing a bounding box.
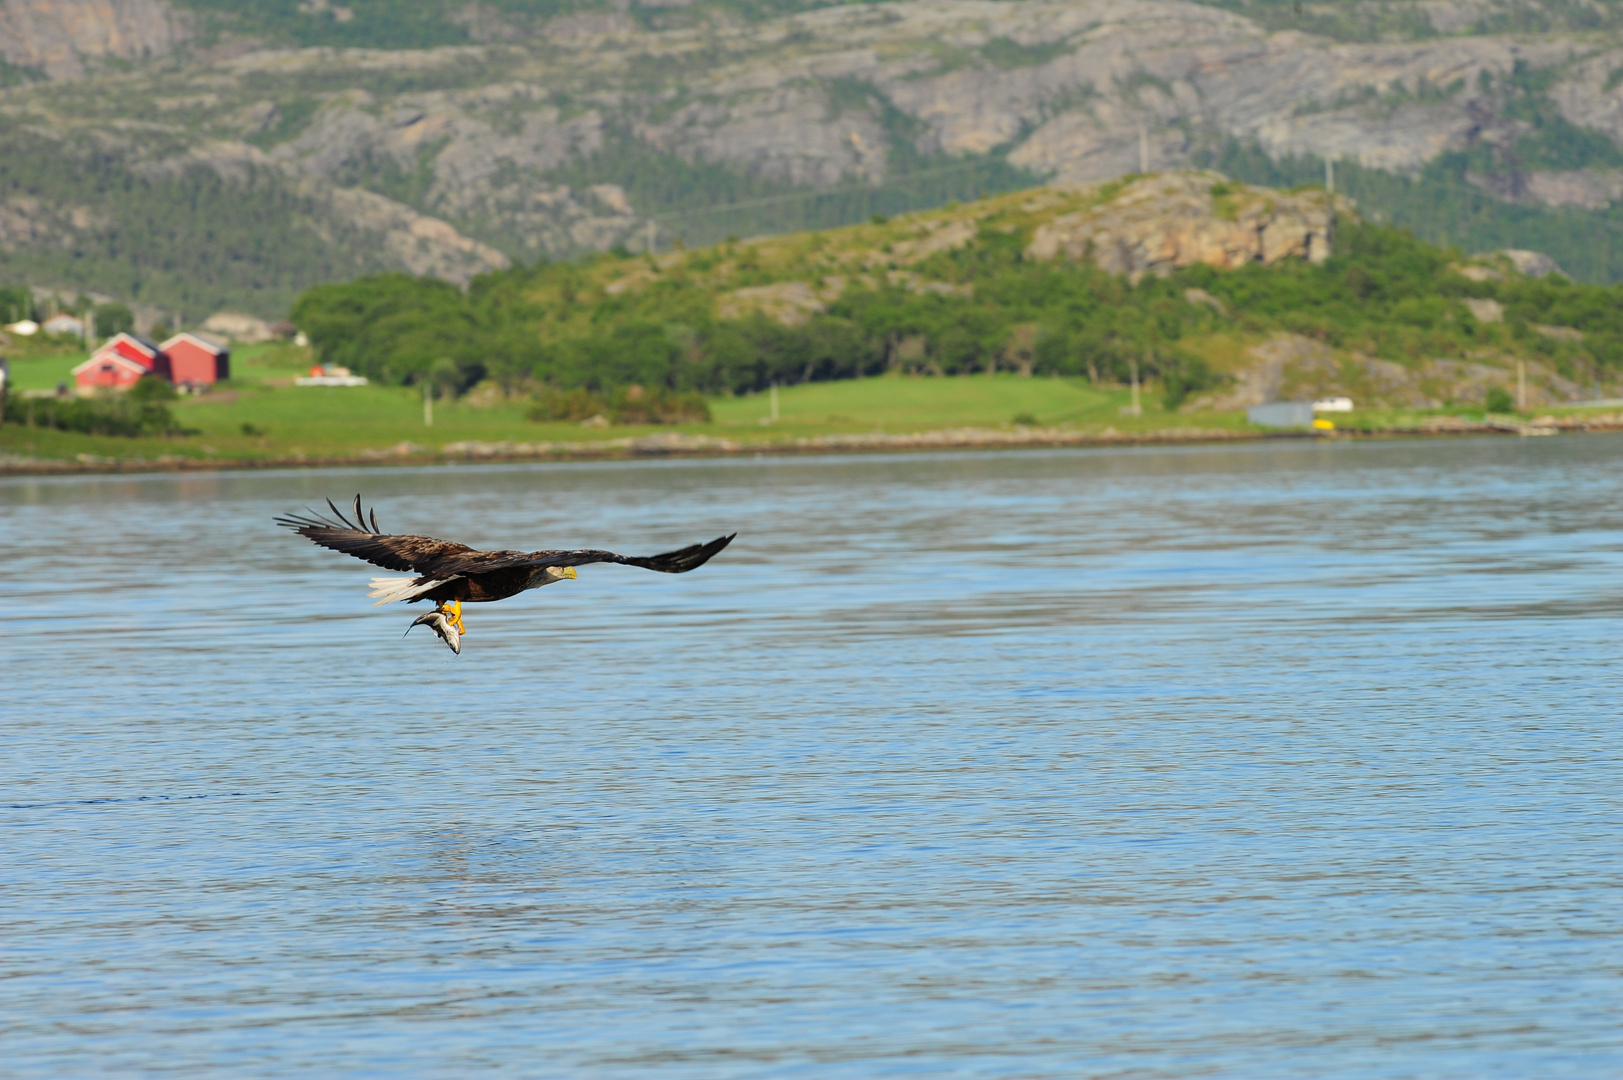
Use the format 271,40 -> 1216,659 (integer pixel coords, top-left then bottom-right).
407,610 -> 461,654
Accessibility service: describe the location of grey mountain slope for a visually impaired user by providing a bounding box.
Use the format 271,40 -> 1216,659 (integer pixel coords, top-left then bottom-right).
8,0 -> 1623,316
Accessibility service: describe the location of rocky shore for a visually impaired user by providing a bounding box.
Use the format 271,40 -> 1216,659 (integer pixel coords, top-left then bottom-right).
7,413 -> 1623,476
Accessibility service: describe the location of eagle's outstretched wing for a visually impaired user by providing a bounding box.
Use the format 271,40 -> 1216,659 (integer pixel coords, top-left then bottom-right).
278,495 -> 736,577
275,496 -> 484,574
518,534 -> 736,573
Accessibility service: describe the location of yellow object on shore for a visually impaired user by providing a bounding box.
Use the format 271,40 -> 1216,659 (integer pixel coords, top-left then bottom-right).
1313,418 -> 1336,430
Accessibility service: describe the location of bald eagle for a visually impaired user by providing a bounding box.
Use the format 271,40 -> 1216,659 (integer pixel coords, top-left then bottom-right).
278,496 -> 735,653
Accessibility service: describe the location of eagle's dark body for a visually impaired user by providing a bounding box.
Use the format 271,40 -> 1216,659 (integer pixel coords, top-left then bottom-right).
426,566 -> 551,605
276,497 -> 734,650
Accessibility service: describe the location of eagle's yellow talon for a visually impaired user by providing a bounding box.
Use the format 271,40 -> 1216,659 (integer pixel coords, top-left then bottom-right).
439,599 -> 466,635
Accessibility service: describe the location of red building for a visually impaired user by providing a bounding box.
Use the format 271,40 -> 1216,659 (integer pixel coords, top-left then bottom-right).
68,331 -> 231,394
71,334 -> 163,393
158,333 -> 230,390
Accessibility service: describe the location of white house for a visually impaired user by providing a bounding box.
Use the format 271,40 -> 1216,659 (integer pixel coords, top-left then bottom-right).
41,313 -> 85,337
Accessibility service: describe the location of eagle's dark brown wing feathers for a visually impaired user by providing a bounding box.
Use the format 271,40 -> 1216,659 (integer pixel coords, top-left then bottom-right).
277,496 -> 735,577
522,533 -> 737,573
274,501 -> 475,574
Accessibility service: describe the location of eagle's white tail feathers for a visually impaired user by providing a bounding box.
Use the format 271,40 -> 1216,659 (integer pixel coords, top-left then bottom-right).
368,575 -> 456,606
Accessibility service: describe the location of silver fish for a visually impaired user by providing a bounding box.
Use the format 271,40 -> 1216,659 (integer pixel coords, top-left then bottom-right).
406,610 -> 462,654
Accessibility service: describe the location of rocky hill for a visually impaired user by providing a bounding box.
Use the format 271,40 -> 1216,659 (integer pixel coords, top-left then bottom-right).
10,0 -> 1623,317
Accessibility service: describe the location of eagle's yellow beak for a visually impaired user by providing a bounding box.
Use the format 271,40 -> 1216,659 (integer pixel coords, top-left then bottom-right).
560,566 -> 577,579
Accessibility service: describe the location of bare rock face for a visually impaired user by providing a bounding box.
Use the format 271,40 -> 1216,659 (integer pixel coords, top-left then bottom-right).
1026,173 -> 1347,278
321,186 -> 509,283
0,0 -> 187,79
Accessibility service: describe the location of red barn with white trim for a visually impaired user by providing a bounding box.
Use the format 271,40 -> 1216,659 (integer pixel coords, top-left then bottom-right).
159,333 -> 230,389
71,334 -> 163,393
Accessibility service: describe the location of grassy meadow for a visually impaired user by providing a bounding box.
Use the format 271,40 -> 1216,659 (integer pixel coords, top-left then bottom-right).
3,338 -> 1273,467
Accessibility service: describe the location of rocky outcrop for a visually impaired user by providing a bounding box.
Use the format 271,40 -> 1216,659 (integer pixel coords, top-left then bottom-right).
1026,173 -> 1346,277
0,0 -> 187,79
1499,248 -> 1567,279
717,280 -> 830,326
319,186 -> 508,283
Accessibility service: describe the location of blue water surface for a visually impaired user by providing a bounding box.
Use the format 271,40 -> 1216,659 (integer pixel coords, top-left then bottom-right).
2,436 -> 1620,1077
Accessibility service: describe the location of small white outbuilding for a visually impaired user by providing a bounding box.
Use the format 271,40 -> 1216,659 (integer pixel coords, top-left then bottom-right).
1312,397 -> 1354,413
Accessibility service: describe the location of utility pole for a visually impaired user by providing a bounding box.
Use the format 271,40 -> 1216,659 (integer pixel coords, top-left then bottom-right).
769,381 -> 779,423
1517,360 -> 1527,412
1127,357 -> 1142,417
423,380 -> 434,428
1138,126 -> 1150,175
646,219 -> 657,254
1325,157 -> 1335,195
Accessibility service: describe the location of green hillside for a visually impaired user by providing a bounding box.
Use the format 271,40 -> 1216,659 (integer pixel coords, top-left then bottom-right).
291,177 -> 1623,408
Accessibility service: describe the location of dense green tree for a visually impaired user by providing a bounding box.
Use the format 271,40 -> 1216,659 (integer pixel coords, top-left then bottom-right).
292,273 -> 486,388
92,303 -> 135,338
0,285 -> 34,325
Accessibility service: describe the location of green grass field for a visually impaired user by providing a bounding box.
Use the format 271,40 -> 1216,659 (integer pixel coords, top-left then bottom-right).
3,341 -> 1265,465
5,340 -> 87,392
712,374 -> 1123,431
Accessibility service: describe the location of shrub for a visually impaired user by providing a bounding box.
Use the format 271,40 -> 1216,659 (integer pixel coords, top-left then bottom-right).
527,384 -> 711,425
608,385 -> 711,424
131,374 -> 177,402
529,386 -> 608,422
2,392 -> 190,437
1485,386 -> 1515,413
1161,353 -> 1220,410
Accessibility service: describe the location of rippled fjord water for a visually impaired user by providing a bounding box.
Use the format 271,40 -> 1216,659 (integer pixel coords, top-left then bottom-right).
3,437 -> 1622,1078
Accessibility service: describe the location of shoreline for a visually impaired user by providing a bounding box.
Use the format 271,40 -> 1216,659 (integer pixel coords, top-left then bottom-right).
4,414 -> 1618,476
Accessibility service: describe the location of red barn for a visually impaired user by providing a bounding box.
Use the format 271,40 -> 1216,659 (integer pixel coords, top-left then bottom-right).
71,334 -> 163,393
159,333 -> 230,390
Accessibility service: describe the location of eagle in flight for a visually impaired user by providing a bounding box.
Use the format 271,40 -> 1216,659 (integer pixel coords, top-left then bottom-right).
278,496 -> 735,653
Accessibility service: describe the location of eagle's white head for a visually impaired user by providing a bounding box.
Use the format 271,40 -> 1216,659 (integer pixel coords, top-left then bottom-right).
528,564 -> 577,591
